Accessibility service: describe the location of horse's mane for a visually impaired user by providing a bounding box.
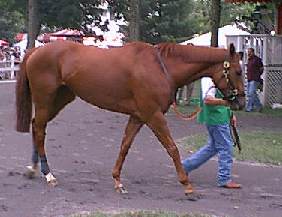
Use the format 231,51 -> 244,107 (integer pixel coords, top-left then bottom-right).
156,42 -> 229,63
155,43 -> 176,57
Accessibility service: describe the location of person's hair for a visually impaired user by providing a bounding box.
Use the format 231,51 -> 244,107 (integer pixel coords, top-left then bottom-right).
248,48 -> 254,52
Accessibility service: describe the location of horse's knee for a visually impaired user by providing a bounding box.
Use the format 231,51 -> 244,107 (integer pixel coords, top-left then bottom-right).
166,145 -> 179,157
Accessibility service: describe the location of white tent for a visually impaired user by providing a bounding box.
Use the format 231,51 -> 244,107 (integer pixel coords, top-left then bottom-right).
180,25 -> 250,48
13,39 -> 44,59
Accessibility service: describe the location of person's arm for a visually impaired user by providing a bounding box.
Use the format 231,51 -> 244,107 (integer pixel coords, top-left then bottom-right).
204,95 -> 229,106
201,78 -> 230,106
258,57 -> 264,75
204,95 -> 236,125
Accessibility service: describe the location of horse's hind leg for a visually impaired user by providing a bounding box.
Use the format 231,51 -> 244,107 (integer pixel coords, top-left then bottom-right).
24,118 -> 40,179
32,105 -> 59,186
112,116 -> 143,193
146,111 -> 194,195
27,86 -> 75,185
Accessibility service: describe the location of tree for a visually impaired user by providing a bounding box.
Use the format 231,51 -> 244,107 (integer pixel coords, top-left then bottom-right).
109,0 -> 198,44
27,0 -> 39,48
128,0 -> 140,41
0,0 -> 107,44
211,0 -> 221,47
141,0 -> 198,43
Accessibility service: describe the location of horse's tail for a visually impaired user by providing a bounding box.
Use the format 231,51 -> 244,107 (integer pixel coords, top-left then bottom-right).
16,48 -> 37,132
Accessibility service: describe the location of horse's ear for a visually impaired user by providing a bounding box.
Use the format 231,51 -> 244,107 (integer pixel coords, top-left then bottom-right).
229,43 -> 236,57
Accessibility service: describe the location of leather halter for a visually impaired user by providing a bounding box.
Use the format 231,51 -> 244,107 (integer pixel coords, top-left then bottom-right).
218,61 -> 245,101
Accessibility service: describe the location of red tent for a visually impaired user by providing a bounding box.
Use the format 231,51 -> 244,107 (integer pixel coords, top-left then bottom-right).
0,39 -> 9,46
38,29 -> 103,44
38,29 -> 85,43
15,33 -> 27,42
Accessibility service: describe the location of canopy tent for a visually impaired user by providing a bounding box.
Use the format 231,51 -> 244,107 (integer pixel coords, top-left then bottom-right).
15,33 -> 27,42
180,25 -> 250,47
37,29 -> 86,43
38,28 -> 123,48
0,40 -> 9,46
13,39 -> 44,59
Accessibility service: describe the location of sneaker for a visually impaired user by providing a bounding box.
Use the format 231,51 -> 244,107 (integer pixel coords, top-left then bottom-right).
221,181 -> 241,189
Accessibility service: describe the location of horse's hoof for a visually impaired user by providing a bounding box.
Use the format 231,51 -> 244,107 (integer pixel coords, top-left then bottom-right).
184,183 -> 194,195
45,173 -> 58,187
23,166 -> 38,179
47,179 -> 58,187
185,192 -> 203,201
115,183 -> 128,194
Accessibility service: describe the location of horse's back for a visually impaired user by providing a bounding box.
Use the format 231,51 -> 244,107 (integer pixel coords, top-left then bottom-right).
25,41 -> 170,115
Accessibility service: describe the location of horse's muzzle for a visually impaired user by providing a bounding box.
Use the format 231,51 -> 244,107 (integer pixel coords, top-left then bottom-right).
229,96 -> 245,111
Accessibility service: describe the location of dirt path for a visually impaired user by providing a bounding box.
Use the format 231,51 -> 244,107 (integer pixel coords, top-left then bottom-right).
0,82 -> 282,217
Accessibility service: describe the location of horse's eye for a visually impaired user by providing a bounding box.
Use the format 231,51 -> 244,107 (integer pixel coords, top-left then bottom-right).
236,70 -> 242,76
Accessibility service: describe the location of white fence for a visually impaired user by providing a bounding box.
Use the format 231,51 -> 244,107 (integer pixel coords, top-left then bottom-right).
0,56 -> 20,80
227,34 -> 282,107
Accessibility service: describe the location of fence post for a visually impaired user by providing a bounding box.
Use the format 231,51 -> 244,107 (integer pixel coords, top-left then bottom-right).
10,55 -> 15,79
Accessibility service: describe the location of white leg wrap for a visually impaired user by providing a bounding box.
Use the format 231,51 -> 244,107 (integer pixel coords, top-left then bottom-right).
45,172 -> 56,183
26,165 -> 36,172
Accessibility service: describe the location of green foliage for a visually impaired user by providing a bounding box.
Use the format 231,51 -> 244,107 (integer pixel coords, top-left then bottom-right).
192,0 -> 257,35
0,0 -> 108,42
0,0 -> 274,44
141,0 -> 198,43
0,0 -> 25,42
38,0 -> 105,32
110,0 -> 199,44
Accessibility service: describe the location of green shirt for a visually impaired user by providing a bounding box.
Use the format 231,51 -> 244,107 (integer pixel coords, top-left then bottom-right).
197,89 -> 231,125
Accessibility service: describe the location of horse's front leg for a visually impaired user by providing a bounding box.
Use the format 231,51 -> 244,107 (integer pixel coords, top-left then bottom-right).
112,116 -> 143,193
147,111 -> 194,195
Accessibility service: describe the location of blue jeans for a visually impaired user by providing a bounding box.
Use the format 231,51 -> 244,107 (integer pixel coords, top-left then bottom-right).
182,124 -> 233,186
246,80 -> 262,112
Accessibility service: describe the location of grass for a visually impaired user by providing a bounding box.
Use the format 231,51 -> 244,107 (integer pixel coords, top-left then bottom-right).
71,211 -> 215,217
234,107 -> 282,117
179,130 -> 282,166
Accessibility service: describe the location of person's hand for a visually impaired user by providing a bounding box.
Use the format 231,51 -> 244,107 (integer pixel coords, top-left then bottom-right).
231,115 -> 237,127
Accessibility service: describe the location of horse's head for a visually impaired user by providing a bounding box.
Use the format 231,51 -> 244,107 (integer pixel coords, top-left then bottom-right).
211,44 -> 245,110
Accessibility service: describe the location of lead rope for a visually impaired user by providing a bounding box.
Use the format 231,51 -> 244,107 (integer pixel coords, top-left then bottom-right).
171,83 -> 219,121
171,102 -> 201,120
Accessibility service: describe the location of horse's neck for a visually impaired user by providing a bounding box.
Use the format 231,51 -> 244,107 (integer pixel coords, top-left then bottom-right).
166,46 -> 227,87
176,45 -> 228,63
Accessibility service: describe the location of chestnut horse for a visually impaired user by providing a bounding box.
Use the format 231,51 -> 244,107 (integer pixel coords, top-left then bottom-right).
16,41 -> 245,195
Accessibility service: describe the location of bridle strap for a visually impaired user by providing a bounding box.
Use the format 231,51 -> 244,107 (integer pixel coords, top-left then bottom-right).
218,61 -> 245,101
